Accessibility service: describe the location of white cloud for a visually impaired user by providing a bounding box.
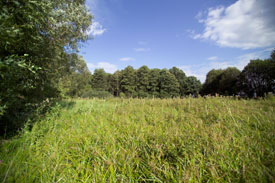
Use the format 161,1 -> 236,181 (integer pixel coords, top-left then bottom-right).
180,62 -> 230,83
87,62 -> 117,73
207,56 -> 218,61
186,29 -> 198,39
134,48 -> 151,52
120,57 -> 135,61
179,48 -> 272,82
234,48 -> 273,69
195,11 -> 206,23
195,0 -> 275,49
179,65 -> 205,82
87,21 -> 106,37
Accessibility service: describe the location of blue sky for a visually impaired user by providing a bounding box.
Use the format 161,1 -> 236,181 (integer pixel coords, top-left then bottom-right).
81,0 -> 275,82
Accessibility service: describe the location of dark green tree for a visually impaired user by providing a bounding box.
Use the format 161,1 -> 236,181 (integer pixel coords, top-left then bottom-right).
271,49 -> 275,61
238,59 -> 275,97
109,71 -> 121,97
159,69 -> 180,98
91,69 -> 108,91
120,66 -> 137,97
58,55 -> 92,97
183,76 -> 202,96
0,0 -> 92,133
148,68 -> 161,97
201,69 -> 224,95
106,73 -> 113,94
218,67 -> 241,95
169,67 -> 187,96
136,66 -> 150,97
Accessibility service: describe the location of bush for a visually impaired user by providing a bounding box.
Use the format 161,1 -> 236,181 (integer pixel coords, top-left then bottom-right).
82,90 -> 112,99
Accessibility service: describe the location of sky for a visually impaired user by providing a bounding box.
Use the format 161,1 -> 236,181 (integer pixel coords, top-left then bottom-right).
81,0 -> 275,82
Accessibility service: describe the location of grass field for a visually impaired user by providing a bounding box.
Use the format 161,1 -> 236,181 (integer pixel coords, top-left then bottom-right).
0,97 -> 275,182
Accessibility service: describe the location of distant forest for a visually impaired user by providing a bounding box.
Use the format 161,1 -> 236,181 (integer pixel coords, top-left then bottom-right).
64,50 -> 275,99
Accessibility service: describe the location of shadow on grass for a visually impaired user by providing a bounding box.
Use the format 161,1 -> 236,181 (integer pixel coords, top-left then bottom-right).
0,100 -> 76,139
58,100 -> 76,110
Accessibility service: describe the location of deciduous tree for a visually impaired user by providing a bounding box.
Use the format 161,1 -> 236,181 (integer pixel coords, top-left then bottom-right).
120,66 -> 137,97
0,0 -> 92,133
136,66 -> 150,97
159,69 -> 180,98
169,67 -> 187,96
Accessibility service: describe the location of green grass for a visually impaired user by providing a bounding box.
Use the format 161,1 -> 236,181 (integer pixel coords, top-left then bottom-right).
1,97 -> 275,182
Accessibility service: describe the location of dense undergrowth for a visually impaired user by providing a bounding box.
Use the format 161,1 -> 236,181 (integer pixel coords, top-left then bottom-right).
0,97 -> 274,182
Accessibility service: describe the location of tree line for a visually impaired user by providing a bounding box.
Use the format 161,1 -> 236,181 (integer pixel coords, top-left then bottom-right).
201,51 -> 275,98
66,66 -> 202,99
62,50 -> 275,100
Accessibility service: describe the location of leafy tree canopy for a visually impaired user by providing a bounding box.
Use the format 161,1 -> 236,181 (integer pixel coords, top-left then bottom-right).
0,0 -> 92,134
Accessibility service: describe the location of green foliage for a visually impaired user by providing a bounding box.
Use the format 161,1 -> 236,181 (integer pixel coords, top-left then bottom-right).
1,98 -> 274,182
0,54 -> 50,133
201,50 -> 275,97
58,55 -> 92,97
218,67 -> 241,95
183,76 -> 202,95
201,69 -> 224,95
202,67 -> 241,96
169,67 -> 187,96
88,66 -> 202,99
159,69 -> 180,98
271,49 -> 275,61
120,66 -> 137,97
136,66 -> 150,97
148,68 -> 161,97
0,0 -> 92,134
238,59 -> 275,97
109,71 -> 121,97
91,69 -> 109,91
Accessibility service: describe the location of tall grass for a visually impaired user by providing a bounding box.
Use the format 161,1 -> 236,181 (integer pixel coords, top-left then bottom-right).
0,97 -> 274,182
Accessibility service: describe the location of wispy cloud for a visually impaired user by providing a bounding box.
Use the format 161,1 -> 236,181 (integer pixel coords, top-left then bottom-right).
87,22 -> 106,37
120,57 -> 135,62
194,0 -> 275,49
195,11 -> 206,23
179,65 -> 206,82
207,56 -> 218,61
134,48 -> 151,52
87,62 -> 117,73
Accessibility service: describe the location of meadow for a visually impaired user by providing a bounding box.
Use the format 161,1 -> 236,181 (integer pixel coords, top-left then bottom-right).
0,97 -> 274,182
